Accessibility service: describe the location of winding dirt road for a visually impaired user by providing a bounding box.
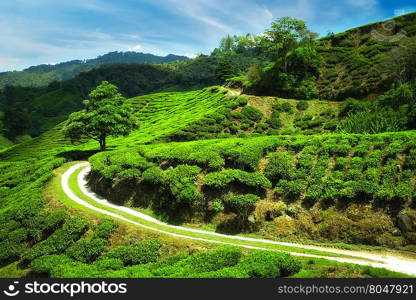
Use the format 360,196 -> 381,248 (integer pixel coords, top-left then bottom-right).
61,162 -> 416,276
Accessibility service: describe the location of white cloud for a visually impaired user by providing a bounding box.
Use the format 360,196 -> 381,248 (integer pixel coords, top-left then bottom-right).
122,34 -> 141,40
346,0 -> 378,8
394,8 -> 415,16
128,44 -> 143,52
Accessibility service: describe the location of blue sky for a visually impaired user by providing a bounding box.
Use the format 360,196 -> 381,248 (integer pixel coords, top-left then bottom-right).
0,0 -> 415,72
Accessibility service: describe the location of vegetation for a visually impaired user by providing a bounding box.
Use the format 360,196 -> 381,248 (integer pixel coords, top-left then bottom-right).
88,132 -> 416,247
0,51 -> 188,89
1,12 -> 416,279
63,81 -> 139,151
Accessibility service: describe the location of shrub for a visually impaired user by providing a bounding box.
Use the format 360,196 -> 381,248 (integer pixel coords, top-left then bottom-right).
164,165 -> 201,208
93,258 -> 124,270
273,102 -> 293,113
238,97 -> 249,106
276,179 -> 307,199
255,123 -> 269,133
65,238 -> 107,263
93,220 -> 116,239
237,251 -> 301,278
326,140 -> 352,156
240,106 -> 263,121
153,246 -> 242,277
24,216 -> 90,262
296,101 -> 309,111
334,157 -> 347,171
102,239 -> 161,266
354,142 -> 371,157
210,200 -> 224,213
204,170 -> 271,190
30,254 -> 74,275
404,149 -> 416,169
142,167 -> 166,185
267,117 -> 282,129
264,152 -> 294,183
364,150 -> 383,168
227,194 -> 260,219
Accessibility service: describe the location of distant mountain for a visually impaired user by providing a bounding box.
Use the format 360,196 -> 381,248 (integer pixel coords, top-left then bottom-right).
0,51 -> 189,89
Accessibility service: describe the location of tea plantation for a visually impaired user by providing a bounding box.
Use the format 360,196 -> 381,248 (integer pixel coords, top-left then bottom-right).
0,87 -> 414,278
88,132 -> 416,249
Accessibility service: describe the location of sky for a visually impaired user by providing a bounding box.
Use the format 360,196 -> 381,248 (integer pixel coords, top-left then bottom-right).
0,0 -> 415,72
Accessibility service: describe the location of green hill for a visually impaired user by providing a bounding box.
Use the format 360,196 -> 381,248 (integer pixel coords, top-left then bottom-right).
88,131 -> 416,249
1,10 -> 416,279
0,85 -> 414,278
316,12 -> 416,100
0,51 -> 188,89
0,135 -> 13,150
0,56 -> 220,141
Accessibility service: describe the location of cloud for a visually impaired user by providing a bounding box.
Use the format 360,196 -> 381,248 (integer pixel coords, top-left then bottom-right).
128,44 -> 143,52
122,34 -> 141,40
346,0 -> 378,8
394,8 -> 415,16
0,0 -> 400,72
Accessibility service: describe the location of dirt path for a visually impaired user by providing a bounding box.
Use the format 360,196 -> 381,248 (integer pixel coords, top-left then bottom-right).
222,87 -> 241,97
61,162 -> 416,276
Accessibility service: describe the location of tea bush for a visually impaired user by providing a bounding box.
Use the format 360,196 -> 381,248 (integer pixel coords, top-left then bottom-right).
101,239 -> 161,266
264,152 -> 294,184
240,106 -> 263,121
296,101 -> 309,111
23,216 -> 90,262
204,170 -> 271,190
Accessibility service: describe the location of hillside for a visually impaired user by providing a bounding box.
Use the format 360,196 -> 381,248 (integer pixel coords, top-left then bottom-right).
1,87 -> 414,278
89,132 -> 416,249
0,57 -> 220,140
1,8 -> 416,279
0,51 -> 188,89
3,12 -> 416,143
0,135 -> 13,150
316,12 -> 416,100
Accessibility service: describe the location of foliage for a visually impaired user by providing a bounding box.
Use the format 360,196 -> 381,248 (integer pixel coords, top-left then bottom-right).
101,239 -> 161,266
227,194 -> 260,220
264,151 -> 294,184
240,106 -> 263,121
296,101 -> 309,111
63,81 -> 139,151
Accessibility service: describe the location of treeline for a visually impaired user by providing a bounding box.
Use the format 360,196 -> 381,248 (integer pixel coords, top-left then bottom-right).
216,12 -> 416,100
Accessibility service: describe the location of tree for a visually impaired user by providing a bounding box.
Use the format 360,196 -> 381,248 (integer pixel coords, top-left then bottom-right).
215,56 -> 235,83
227,194 -> 259,226
259,17 -> 318,71
63,81 -> 138,151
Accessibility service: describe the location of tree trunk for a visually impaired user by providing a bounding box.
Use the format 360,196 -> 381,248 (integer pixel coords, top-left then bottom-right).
99,135 -> 106,151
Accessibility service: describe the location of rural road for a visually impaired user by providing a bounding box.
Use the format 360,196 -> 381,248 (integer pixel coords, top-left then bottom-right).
61,162 -> 416,276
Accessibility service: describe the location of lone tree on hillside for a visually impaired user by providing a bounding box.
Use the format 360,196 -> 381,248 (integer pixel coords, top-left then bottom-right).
63,81 -> 138,151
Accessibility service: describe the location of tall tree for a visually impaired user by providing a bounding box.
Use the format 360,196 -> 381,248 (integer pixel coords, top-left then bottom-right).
63,81 -> 138,151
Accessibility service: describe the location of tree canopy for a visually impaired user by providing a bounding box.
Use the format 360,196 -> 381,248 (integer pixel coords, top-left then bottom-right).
63,81 -> 138,151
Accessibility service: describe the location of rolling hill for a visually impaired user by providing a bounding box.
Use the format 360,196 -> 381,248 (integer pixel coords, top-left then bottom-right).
1,86 -> 414,278
0,51 -> 188,89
